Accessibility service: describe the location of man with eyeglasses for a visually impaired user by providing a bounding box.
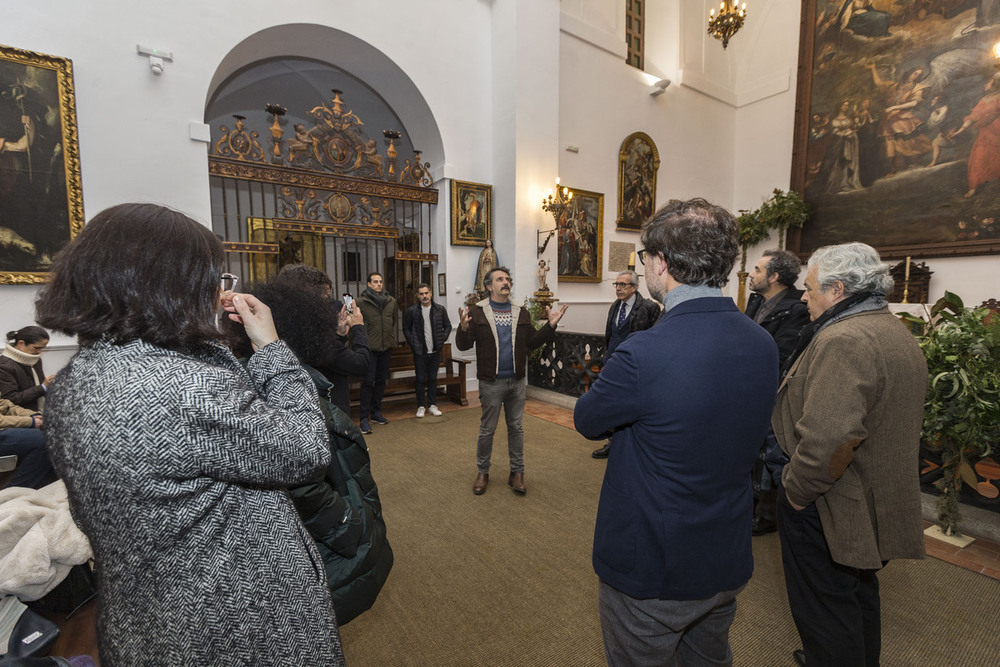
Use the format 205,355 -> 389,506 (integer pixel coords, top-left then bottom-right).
575,199 -> 778,666
590,270 -> 661,459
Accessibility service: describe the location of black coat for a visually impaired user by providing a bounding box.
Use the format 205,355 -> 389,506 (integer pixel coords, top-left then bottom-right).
604,293 -> 662,347
744,288 -> 811,369
403,301 -> 452,355
289,366 -> 393,625
0,355 -> 46,411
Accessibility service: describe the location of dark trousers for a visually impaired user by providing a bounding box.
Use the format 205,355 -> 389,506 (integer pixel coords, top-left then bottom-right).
0,428 -> 55,489
777,492 -> 882,666
360,349 -> 392,419
413,351 -> 440,408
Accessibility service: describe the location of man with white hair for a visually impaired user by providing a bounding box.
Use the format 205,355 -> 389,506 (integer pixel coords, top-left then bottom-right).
773,242 -> 927,667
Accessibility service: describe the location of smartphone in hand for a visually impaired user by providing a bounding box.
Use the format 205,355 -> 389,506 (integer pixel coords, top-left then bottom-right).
342,293 -> 354,312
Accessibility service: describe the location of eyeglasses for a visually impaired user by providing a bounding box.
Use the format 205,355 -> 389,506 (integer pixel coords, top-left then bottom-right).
636,249 -> 649,265
612,282 -> 635,288
220,273 -> 239,292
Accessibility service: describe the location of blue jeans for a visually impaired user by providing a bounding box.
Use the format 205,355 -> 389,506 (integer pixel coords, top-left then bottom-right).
360,349 -> 392,419
476,376 -> 525,474
0,428 -> 55,489
413,351 -> 440,408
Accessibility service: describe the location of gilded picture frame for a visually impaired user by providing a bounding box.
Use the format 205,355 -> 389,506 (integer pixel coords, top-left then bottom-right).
451,179 -> 493,246
616,132 -> 659,231
789,2 -> 1000,260
557,186 -> 604,283
0,43 -> 84,284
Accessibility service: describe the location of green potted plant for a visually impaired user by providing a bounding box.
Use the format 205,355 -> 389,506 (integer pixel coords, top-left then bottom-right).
753,188 -> 810,251
900,293 -> 1000,536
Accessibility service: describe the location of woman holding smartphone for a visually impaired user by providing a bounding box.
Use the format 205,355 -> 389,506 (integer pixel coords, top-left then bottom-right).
36,204 -> 344,666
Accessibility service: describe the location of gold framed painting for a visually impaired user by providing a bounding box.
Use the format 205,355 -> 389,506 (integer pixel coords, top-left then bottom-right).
616,132 -> 659,231
0,43 -> 84,284
451,179 -> 493,246
246,217 -> 325,282
790,2 -> 1000,259
556,187 -> 604,283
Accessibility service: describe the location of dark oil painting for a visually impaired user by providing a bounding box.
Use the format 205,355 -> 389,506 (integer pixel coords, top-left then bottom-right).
791,1 -> 1000,258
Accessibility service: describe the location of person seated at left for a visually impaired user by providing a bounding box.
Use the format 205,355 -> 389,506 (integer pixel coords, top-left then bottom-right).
0,398 -> 54,489
0,326 -> 56,412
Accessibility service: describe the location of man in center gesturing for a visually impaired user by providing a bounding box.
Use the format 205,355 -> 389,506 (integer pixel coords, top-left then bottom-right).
456,266 -> 567,496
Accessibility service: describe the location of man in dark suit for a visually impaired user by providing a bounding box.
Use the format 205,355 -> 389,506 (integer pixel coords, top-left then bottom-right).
574,199 -> 778,665
591,270 -> 661,459
745,250 -> 811,535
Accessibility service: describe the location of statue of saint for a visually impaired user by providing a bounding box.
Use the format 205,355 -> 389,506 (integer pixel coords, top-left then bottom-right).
474,239 -> 498,293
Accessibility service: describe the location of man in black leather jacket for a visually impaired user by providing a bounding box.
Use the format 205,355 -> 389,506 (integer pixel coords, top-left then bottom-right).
745,249 -> 811,535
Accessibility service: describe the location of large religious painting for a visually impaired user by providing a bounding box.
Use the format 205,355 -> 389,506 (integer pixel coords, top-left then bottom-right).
616,132 -> 659,231
451,180 -> 493,246
0,44 -> 83,283
790,1 -> 1000,259
557,187 -> 604,283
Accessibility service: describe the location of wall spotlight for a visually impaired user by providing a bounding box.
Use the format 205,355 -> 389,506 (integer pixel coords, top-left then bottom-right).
137,44 -> 173,75
649,78 -> 671,97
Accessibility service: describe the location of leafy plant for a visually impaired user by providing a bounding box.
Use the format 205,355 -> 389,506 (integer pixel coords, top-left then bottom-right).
753,188 -> 810,251
900,292 -> 1000,535
736,209 -> 770,273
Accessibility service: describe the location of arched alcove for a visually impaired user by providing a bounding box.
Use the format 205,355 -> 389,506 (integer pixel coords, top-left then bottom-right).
203,23 -> 446,317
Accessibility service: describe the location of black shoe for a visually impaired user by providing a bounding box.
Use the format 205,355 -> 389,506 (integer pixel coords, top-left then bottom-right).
371,413 -> 389,425
591,443 -> 610,459
792,649 -> 806,666
751,516 -> 777,536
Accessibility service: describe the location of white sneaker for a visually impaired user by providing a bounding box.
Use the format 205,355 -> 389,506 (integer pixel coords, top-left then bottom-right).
416,406 -> 426,418
428,405 -> 443,416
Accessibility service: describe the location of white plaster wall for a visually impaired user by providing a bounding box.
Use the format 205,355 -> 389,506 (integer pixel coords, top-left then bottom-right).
0,0 -> 497,370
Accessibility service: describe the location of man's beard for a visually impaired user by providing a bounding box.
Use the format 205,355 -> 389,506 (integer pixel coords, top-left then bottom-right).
647,280 -> 665,303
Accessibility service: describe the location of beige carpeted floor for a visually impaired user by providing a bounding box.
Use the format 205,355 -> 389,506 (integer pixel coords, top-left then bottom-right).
339,409 -> 1000,666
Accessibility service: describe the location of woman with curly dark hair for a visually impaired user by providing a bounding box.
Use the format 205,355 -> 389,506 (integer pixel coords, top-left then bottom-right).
226,277 -> 393,625
35,203 -> 344,665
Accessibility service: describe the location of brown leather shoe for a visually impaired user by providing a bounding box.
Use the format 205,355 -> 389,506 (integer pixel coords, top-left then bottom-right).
473,472 -> 489,495
508,471 -> 526,495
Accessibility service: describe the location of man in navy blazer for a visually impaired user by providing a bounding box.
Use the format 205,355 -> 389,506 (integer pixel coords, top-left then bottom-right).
575,198 -> 778,666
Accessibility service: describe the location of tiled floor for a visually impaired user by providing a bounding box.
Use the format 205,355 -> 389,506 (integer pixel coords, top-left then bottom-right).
377,392 -> 1000,582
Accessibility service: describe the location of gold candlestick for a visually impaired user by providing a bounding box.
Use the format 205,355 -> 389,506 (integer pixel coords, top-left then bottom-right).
901,256 -> 911,304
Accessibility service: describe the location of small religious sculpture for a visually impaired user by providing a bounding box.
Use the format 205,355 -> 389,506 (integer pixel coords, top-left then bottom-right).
474,239 -> 498,294
536,259 -> 551,291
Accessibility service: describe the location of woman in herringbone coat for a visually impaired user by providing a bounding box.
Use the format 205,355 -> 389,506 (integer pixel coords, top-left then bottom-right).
36,204 -> 345,666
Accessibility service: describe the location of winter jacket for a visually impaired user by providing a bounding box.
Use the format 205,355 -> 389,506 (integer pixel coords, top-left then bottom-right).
289,366 -> 393,625
744,288 -> 811,369
0,356 -> 46,412
402,302 -> 452,355
45,339 -> 344,665
455,298 -> 556,381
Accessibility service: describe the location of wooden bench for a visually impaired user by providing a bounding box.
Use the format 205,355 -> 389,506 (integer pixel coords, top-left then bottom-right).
349,342 -> 470,411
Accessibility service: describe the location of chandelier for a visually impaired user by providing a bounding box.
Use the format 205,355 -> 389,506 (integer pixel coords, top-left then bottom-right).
541,177 -> 573,220
708,1 -> 747,50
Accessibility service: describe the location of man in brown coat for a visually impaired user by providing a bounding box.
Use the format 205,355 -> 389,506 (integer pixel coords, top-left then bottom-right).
772,242 -> 927,667
456,266 -> 567,495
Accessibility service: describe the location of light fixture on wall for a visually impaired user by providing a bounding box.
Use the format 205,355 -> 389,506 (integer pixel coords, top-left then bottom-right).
994,41 -> 1000,68
708,2 -> 747,50
137,44 -> 173,75
541,177 -> 573,220
649,78 -> 671,97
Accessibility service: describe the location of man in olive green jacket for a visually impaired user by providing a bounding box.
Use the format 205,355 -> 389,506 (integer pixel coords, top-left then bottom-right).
357,272 -> 398,433
772,242 -> 927,667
